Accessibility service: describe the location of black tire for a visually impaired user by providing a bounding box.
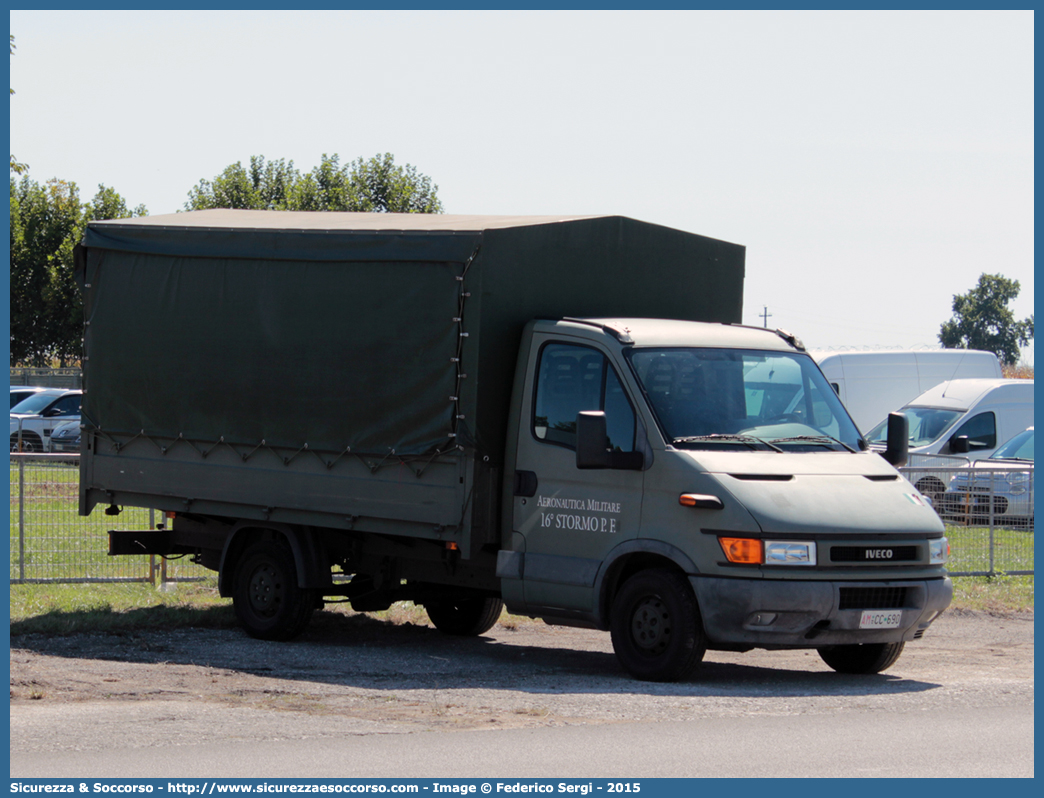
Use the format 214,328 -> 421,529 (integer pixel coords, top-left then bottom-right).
609,569 -> 706,682
232,538 -> 317,641
10,432 -> 42,453
818,641 -> 905,674
425,596 -> 503,636
915,477 -> 947,508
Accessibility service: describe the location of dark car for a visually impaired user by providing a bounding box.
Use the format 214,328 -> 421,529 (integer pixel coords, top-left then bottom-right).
49,419 -> 82,453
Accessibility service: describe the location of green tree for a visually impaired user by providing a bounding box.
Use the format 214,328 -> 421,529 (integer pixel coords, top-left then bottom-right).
939,274 -> 1034,366
345,153 -> 442,213
10,177 -> 145,366
185,153 -> 443,213
87,183 -> 147,221
185,159 -> 264,210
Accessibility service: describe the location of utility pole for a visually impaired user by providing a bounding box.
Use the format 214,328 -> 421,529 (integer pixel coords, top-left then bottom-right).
760,306 -> 772,328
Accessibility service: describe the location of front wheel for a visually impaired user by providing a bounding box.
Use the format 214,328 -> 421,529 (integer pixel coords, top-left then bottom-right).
818,641 -> 905,674
425,596 -> 503,636
10,432 -> 42,453
232,538 -> 318,641
915,477 -> 947,508
609,569 -> 706,682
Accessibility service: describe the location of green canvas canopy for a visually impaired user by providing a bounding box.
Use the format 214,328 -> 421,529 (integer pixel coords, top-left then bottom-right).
76,210 -> 744,459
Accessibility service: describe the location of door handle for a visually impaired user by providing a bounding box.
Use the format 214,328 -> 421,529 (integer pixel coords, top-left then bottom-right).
514,470 -> 538,497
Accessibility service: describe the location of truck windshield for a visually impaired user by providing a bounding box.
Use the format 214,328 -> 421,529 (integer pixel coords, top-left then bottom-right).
628,348 -> 862,452
865,407 -> 964,447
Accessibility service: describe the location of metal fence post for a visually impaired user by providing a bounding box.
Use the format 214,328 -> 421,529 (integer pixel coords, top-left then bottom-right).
9,453 -> 208,585
988,470 -> 996,576
18,456 -> 26,582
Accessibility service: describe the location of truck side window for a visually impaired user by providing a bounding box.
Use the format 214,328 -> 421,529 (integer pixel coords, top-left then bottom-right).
533,343 -> 636,452
952,411 -> 997,450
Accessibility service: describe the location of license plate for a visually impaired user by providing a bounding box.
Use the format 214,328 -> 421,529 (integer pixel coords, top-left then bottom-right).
859,610 -> 902,629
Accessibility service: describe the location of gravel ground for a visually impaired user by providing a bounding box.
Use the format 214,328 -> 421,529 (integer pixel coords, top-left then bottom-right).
9,605 -> 1034,746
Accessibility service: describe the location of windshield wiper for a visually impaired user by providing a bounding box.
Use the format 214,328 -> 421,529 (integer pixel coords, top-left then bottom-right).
673,434 -> 783,453
772,435 -> 856,453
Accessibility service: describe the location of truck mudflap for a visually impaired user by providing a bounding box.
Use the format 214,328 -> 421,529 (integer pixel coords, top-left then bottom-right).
691,575 -> 953,648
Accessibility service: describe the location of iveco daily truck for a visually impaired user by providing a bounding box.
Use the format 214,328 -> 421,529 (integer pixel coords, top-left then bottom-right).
76,210 -> 952,682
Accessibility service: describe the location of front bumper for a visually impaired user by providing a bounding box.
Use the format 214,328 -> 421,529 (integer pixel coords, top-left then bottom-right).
691,574 -> 953,648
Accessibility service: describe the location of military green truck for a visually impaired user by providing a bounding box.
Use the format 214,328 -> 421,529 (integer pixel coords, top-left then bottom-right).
75,210 -> 952,682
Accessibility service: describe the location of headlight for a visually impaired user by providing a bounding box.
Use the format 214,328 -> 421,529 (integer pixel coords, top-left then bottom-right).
929,537 -> 949,565
719,537 -> 816,566
764,540 -> 817,565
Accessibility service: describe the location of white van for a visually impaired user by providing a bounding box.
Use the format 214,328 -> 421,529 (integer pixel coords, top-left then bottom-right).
866,378 -> 1034,503
811,349 -> 1002,432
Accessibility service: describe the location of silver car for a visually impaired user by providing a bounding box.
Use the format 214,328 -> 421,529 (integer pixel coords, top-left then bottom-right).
10,389 -> 82,453
10,386 -> 50,409
939,428 -> 1034,529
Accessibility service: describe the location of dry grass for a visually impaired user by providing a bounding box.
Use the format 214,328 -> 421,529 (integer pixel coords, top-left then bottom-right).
1002,363 -> 1033,379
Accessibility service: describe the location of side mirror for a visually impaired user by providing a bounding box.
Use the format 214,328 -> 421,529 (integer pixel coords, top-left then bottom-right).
881,412 -> 909,468
575,411 -> 645,471
576,411 -> 611,469
950,435 -> 970,454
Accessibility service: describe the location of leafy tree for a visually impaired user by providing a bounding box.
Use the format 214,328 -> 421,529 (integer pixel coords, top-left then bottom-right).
10,177 -> 145,366
185,153 -> 443,213
939,274 -> 1034,366
345,153 -> 442,213
86,184 -> 147,222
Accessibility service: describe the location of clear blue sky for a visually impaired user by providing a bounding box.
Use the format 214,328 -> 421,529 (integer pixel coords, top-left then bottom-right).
9,9 -> 1034,364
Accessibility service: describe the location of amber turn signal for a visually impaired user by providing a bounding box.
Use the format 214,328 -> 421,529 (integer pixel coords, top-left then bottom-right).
679,493 -> 724,510
718,536 -> 762,564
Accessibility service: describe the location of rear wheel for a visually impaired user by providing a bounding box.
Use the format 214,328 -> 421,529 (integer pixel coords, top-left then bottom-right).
425,596 -> 503,636
609,569 -> 706,682
232,538 -> 317,641
818,641 -> 905,674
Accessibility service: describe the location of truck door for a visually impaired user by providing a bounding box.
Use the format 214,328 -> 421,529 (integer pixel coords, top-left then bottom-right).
512,339 -> 644,613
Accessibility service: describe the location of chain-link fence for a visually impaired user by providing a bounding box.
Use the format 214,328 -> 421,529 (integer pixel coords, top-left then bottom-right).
9,367 -> 82,390
899,462 -> 1034,576
10,453 -> 1033,584
9,454 -> 208,584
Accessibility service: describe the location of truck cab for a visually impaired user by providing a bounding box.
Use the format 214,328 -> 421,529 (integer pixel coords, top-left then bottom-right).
497,318 -> 952,680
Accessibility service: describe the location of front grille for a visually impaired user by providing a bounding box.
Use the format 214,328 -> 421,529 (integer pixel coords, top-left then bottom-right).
831,545 -> 918,563
838,587 -> 908,610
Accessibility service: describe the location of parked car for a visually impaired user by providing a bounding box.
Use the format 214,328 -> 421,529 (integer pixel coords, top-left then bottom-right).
48,419 -> 83,453
811,348 -> 1001,433
10,389 -> 82,452
867,379 -> 1034,504
9,386 -> 51,409
938,428 -> 1034,529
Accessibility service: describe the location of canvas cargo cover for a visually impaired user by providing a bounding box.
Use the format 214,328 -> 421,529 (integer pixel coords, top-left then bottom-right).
76,210 -> 744,459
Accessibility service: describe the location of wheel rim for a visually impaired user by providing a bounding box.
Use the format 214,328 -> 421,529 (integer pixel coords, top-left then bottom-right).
630,596 -> 671,655
247,562 -> 281,618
